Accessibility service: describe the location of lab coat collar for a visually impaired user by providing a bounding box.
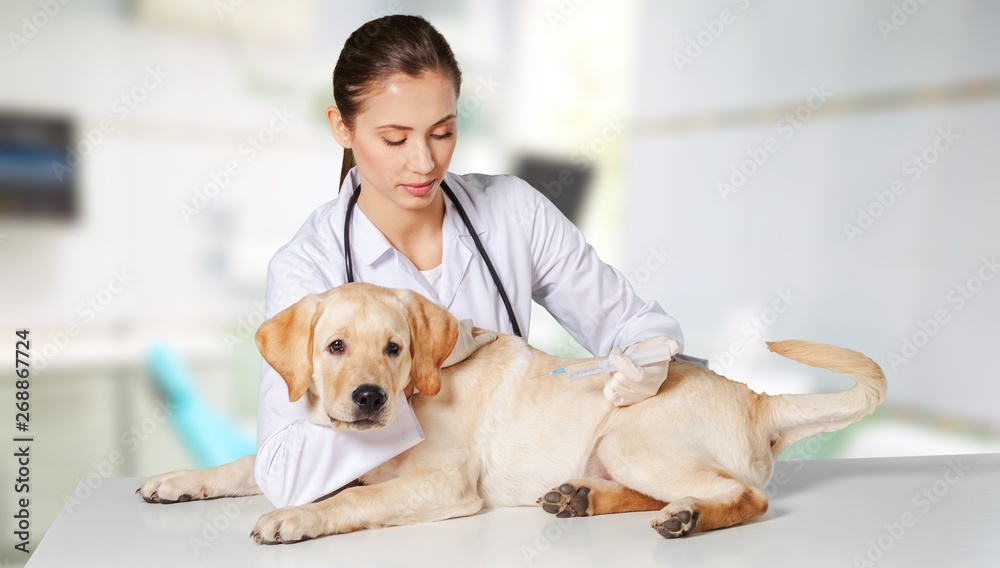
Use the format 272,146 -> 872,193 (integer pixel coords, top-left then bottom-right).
437,191 -> 474,307
338,169 -> 391,268
340,169 -> 488,270
441,173 -> 488,238
351,207 -> 395,267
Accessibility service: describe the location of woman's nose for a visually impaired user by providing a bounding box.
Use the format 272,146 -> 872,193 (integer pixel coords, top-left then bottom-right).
407,142 -> 434,173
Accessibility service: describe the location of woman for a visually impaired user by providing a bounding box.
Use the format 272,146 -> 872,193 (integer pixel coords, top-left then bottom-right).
256,14 -> 698,509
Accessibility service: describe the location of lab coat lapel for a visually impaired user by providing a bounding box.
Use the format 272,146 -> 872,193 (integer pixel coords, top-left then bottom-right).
438,194 -> 474,309
396,251 -> 443,303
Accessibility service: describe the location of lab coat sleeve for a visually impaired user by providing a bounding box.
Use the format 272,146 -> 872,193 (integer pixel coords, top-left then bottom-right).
519,178 -> 685,357
253,230 -> 424,508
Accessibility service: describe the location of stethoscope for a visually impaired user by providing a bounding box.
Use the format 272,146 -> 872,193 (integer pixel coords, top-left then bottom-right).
343,179 -> 522,337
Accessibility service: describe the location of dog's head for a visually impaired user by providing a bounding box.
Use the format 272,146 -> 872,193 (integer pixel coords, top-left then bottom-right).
254,282 -> 459,432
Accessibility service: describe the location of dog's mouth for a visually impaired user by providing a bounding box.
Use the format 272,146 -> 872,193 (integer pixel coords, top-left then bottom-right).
328,415 -> 385,431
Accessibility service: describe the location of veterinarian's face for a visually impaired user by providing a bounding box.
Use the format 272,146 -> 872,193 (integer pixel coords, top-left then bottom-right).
305,298 -> 413,432
331,70 -> 458,211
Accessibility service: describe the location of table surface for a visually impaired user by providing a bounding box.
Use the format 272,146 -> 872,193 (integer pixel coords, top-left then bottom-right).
26,453 -> 1000,568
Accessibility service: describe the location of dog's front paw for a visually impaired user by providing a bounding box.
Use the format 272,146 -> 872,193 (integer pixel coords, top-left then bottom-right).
651,500 -> 699,538
250,506 -> 325,545
538,482 -> 592,518
138,470 -> 209,504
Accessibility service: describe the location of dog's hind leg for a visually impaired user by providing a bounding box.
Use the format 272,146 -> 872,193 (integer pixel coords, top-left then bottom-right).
538,478 -> 667,517
139,454 -> 260,503
616,457 -> 769,538
647,472 -> 768,539
598,442 -> 769,538
537,468 -> 767,538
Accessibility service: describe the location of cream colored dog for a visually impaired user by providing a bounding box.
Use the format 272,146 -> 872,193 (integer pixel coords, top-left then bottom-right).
138,282 -> 886,543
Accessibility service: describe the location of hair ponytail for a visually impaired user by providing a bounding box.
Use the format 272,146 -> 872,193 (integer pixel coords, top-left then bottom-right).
339,147 -> 356,189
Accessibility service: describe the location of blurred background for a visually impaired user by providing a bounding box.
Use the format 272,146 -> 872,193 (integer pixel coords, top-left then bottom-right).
1,0 -> 998,562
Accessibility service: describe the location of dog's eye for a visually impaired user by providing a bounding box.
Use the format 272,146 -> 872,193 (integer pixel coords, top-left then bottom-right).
386,342 -> 401,357
328,340 -> 345,354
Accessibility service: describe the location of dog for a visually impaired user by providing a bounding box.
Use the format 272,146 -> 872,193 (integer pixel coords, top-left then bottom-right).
138,282 -> 886,543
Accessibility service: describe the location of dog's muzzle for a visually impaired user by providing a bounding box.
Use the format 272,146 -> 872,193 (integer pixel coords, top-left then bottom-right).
326,384 -> 389,430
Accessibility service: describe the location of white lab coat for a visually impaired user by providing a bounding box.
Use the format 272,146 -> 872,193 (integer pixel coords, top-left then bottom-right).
254,166 -> 685,508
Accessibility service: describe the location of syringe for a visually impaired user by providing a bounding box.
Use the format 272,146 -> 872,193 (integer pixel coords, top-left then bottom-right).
549,349 -> 674,380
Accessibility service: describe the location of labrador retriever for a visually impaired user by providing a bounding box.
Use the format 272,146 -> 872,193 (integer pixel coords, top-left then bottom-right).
138,282 -> 886,543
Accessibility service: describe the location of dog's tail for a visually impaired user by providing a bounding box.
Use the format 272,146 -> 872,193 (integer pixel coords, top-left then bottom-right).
764,339 -> 886,456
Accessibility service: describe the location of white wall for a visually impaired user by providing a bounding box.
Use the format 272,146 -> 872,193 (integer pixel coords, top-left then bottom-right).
626,0 -> 1000,427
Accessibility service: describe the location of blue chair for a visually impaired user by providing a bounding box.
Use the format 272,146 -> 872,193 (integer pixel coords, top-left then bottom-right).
146,343 -> 256,467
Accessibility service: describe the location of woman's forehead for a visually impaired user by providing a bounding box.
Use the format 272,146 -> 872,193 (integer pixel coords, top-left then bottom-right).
355,72 -> 457,128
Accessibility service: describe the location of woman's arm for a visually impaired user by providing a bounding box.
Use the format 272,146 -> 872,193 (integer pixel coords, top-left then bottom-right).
520,177 -> 685,357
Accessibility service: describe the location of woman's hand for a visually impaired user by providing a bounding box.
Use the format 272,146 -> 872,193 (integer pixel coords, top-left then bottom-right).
442,319 -> 497,367
408,320 -> 497,400
603,336 -> 680,406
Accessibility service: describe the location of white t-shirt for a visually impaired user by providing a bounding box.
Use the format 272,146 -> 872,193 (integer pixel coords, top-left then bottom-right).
419,263 -> 444,295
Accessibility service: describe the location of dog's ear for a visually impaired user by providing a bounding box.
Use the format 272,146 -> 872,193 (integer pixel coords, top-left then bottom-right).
395,289 -> 458,397
255,294 -> 321,402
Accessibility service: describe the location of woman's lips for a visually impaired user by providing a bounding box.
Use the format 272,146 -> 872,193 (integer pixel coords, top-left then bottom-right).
401,179 -> 435,197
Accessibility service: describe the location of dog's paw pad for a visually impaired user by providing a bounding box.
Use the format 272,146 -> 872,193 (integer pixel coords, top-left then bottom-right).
539,482 -> 591,517
652,507 -> 699,538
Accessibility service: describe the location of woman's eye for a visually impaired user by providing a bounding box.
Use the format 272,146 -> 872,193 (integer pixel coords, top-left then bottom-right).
381,131 -> 452,147
328,340 -> 345,354
386,342 -> 401,357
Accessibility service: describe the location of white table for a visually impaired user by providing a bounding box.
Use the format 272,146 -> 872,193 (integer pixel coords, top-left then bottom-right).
26,453 -> 1000,567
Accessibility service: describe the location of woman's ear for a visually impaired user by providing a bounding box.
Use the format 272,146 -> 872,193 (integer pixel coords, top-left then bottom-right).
326,106 -> 353,148
255,295 -> 322,402
395,289 -> 458,397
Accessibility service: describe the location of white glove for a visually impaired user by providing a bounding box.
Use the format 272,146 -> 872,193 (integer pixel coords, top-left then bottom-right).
442,319 -> 497,367
603,336 -> 680,407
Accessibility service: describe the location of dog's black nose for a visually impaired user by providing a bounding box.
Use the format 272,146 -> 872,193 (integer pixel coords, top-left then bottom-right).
351,384 -> 387,413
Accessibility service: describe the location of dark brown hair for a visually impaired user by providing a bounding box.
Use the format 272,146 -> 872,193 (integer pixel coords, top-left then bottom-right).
333,15 -> 463,187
